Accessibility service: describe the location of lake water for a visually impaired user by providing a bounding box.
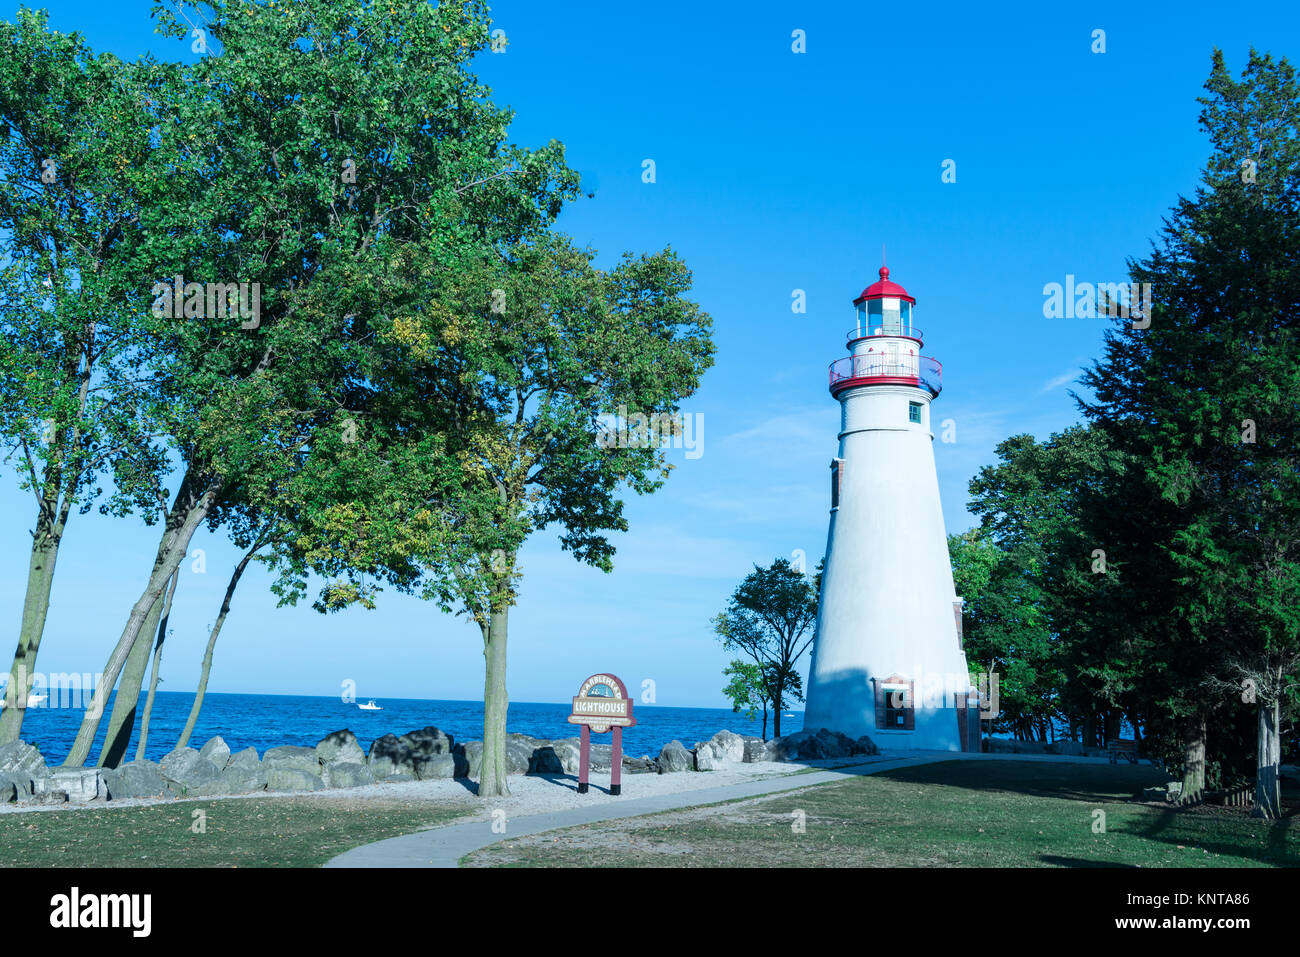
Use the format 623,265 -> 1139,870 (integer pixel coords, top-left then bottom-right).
15,690 -> 804,765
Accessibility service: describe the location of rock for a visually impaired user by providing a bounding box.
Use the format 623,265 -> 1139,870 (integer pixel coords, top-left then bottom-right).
587,743 -> 613,770
529,746 -> 566,775
693,743 -> 716,771
263,746 -> 324,791
316,729 -> 365,767
710,730 -> 747,764
160,747 -> 224,794
103,760 -> 169,800
0,740 -> 46,778
413,753 -> 456,780
546,739 -> 582,773
772,728 -> 859,761
35,789 -> 68,805
398,726 -> 455,756
622,755 -> 656,774
32,769 -> 105,802
695,730 -> 746,767
453,741 -> 481,778
198,736 -> 231,769
262,745 -> 322,789
323,762 -> 374,788
367,734 -> 418,780
504,735 -> 537,774
657,740 -> 692,773
742,736 -> 775,762
219,748 -> 266,793
266,767 -> 324,791
855,735 -> 880,756
0,772 -> 19,802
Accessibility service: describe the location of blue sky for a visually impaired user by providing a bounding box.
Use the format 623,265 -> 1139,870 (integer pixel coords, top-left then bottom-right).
3,1 -> 1297,710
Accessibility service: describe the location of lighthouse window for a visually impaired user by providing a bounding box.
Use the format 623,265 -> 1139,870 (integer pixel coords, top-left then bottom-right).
873,676 -> 916,731
908,401 -> 923,424
830,458 -> 844,508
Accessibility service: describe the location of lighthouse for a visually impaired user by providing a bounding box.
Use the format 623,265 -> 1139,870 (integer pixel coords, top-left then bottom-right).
802,265 -> 979,751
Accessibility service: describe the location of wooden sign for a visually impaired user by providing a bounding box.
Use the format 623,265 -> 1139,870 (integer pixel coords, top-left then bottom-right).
567,673 -> 636,795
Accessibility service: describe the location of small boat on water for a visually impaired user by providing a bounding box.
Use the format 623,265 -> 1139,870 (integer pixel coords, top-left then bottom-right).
0,693 -> 47,709
358,699 -> 383,711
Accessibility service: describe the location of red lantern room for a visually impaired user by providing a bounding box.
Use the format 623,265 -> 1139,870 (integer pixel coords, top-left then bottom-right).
831,265 -> 942,397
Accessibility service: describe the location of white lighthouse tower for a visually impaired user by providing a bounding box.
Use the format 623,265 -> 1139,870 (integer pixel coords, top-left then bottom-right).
803,265 -> 978,752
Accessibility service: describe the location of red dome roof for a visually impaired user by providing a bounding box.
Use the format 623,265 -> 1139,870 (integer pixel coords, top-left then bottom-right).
853,266 -> 915,305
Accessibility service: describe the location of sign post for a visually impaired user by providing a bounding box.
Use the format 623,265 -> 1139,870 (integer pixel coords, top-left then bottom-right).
567,673 -> 636,795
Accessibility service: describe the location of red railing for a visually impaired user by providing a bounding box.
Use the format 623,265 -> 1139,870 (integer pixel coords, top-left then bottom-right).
828,354 -> 942,395
846,324 -> 923,344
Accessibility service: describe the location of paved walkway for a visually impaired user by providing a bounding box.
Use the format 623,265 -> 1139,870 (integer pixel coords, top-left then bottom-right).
325,751 -> 1118,868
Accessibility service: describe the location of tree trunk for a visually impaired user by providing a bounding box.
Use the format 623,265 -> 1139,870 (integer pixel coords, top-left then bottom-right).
176,545 -> 258,750
1253,694 -> 1281,820
99,595 -> 166,768
772,679 -> 783,739
761,705 -> 768,742
135,570 -> 181,761
63,472 -> 218,767
477,602 -> 509,798
1180,711 -> 1206,803
0,507 -> 63,743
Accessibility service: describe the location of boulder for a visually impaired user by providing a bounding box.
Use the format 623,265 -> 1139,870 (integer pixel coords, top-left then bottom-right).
742,736 -> 775,763
622,755 -> 657,774
529,746 -> 566,775
695,730 -> 746,767
546,739 -> 582,773
219,748 -> 266,793
367,734 -> 418,780
0,739 -> 46,778
31,768 -> 105,802
772,728 -> 858,761
504,735 -> 538,774
263,745 -> 324,791
0,772 -> 16,802
102,761 -> 168,800
693,744 -> 716,771
657,740 -> 692,773
316,729 -> 365,767
587,742 -> 614,770
266,767 -> 325,791
413,753 -> 456,780
323,762 -> 374,788
398,726 -> 455,757
198,736 -> 231,769
453,741 -> 481,778
160,747 -> 224,794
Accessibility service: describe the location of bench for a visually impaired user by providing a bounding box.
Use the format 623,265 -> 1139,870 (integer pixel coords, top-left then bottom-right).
1107,738 -> 1139,765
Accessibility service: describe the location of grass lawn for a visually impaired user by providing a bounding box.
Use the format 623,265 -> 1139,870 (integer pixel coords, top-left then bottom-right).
462,760 -> 1300,868
0,794 -> 469,868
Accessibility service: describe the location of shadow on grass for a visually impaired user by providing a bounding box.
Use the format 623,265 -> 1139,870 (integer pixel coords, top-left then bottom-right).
876,759 -> 1169,803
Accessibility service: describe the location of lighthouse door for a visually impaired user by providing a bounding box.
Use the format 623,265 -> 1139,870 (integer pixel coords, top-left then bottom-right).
884,340 -> 900,377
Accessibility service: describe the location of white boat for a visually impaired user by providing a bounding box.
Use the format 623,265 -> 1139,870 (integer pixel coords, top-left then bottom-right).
0,693 -> 47,709
358,699 -> 383,711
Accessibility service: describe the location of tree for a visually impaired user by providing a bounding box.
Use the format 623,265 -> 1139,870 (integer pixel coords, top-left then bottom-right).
62,0 -> 578,766
279,234 -> 714,798
1079,50 -> 1300,809
0,10 -> 175,742
713,558 -> 818,739
722,661 -> 771,740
